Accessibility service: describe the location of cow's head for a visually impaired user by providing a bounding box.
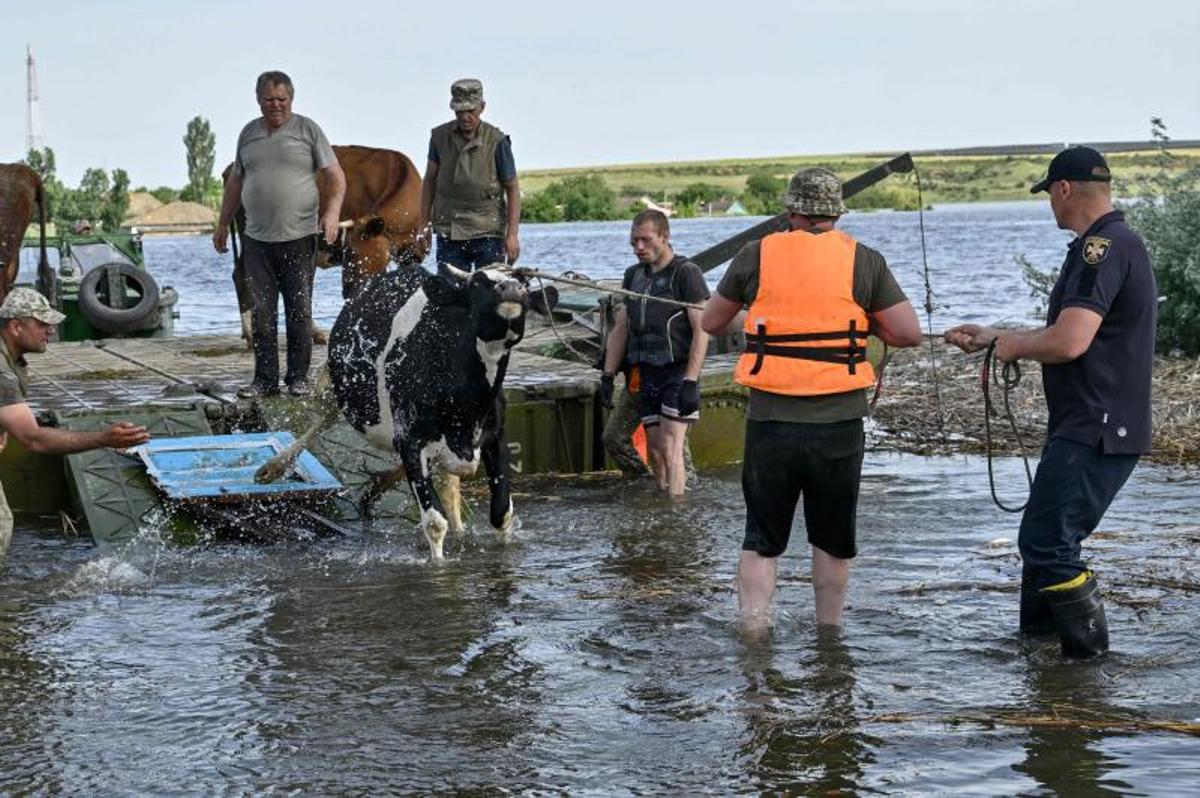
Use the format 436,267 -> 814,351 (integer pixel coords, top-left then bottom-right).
428,265 -> 558,349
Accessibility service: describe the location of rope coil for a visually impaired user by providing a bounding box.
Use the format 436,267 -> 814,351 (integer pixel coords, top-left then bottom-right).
981,339 -> 1035,512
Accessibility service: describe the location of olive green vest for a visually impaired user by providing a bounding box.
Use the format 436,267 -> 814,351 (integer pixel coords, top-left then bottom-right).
430,120 -> 507,240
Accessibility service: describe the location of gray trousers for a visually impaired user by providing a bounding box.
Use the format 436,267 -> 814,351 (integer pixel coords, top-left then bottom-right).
243,234 -> 317,388
601,385 -> 696,479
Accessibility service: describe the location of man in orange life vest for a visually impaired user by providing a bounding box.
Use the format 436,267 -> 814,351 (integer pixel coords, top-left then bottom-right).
702,168 -> 923,629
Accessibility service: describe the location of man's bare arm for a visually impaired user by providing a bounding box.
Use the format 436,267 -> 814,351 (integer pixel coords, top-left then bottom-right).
869,301 -> 923,348
603,305 -> 630,375
701,293 -> 744,337
318,162 -> 347,245
684,307 -> 709,381
213,171 -> 243,253
503,177 -> 521,264
0,404 -> 149,455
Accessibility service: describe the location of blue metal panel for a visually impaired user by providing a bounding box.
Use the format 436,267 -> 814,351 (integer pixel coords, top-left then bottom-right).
132,432 -> 342,502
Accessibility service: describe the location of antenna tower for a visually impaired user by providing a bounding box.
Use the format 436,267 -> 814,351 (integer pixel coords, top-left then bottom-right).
26,45 -> 43,153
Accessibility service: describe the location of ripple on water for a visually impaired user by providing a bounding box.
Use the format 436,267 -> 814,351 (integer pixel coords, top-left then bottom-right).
2,450 -> 1199,792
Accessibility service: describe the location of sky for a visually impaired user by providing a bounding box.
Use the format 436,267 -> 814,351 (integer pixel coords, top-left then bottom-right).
2,0 -> 1198,188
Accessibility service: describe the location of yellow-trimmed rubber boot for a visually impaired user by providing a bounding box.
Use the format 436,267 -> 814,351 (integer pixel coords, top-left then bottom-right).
1043,572 -> 1109,659
1020,577 -> 1055,636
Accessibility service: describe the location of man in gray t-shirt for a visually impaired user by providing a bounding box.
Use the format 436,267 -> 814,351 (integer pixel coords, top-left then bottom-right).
214,70 -> 346,398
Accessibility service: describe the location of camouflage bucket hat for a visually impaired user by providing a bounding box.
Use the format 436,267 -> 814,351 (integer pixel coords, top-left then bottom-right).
0,287 -> 65,324
450,78 -> 484,111
785,167 -> 847,216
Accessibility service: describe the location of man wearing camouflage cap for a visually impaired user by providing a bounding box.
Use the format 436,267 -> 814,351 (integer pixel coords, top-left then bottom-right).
420,78 -> 522,272
0,288 -> 149,561
702,167 -> 922,631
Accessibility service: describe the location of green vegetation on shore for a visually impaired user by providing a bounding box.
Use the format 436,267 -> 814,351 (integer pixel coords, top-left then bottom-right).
518,146 -> 1200,221
1018,122 -> 1200,356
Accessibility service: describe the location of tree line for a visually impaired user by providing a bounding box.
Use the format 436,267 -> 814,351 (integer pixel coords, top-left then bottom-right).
519,170 -> 923,224
22,116 -> 218,231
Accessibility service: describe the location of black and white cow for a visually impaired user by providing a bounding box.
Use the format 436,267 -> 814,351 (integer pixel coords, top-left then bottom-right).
326,265 -> 556,560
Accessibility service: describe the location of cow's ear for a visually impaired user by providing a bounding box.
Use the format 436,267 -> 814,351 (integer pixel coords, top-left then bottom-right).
425,272 -> 470,306
528,284 -> 559,317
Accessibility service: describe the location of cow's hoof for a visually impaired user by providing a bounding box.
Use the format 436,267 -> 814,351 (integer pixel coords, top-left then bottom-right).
311,325 -> 329,345
421,507 -> 449,563
495,499 -> 515,539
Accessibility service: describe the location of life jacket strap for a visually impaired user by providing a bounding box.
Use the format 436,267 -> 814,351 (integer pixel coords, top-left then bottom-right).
746,319 -> 866,376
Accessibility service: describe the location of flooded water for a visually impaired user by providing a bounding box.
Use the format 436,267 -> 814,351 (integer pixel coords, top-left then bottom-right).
2,454 -> 1198,793
140,200 -> 1073,336
5,204 -> 1199,793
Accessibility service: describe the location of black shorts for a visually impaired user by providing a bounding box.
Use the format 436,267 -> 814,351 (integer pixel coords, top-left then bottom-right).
741,419 -> 864,559
635,362 -> 698,427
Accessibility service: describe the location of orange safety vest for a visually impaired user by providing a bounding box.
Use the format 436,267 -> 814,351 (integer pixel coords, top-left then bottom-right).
734,229 -> 876,396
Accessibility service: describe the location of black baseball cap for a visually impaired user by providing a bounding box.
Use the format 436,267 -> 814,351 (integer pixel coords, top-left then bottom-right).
1030,146 -> 1112,193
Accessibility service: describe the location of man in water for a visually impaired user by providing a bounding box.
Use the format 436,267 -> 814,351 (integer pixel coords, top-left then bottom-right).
945,146 -> 1156,658
420,78 -> 521,272
0,288 -> 149,561
601,210 -> 709,496
213,70 -> 346,399
702,168 -> 922,629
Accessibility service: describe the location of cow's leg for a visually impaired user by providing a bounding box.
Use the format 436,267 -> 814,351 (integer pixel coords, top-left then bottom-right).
433,472 -> 466,536
400,442 -> 448,562
481,400 -> 515,539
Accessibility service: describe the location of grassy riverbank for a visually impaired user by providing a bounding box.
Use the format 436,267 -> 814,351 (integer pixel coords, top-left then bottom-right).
520,146 -> 1200,212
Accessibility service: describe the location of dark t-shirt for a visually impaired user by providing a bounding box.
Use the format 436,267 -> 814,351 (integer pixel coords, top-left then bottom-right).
716,230 -> 909,423
428,135 -> 517,183
1043,210 -> 1156,454
619,255 -> 710,302
620,255 -> 710,363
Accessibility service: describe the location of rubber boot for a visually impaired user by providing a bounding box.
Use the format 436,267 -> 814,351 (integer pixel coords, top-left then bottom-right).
1044,573 -> 1109,659
1019,578 -> 1055,636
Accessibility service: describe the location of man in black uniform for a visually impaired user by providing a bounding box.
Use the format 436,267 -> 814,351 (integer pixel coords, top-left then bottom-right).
946,146 -> 1157,658
600,210 -> 709,497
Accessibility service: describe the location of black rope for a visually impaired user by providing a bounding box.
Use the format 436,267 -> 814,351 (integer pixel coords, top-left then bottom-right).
913,165 -> 946,442
981,339 -> 1034,513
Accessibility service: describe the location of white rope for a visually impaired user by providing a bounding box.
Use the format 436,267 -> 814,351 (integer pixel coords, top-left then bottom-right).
506,266 -> 705,311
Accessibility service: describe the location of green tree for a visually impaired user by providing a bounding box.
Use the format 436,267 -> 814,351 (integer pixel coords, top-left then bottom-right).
523,174 -> 619,222
23,147 -> 65,224
74,167 -> 111,224
182,115 -> 216,206
150,186 -> 181,205
24,146 -> 56,182
558,174 -> 618,221
674,182 -> 727,217
102,168 -> 131,231
522,190 -> 564,223
741,171 -> 786,215
1125,118 -> 1200,355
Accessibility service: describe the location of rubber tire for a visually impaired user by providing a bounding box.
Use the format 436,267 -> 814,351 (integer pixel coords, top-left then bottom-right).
77,262 -> 160,335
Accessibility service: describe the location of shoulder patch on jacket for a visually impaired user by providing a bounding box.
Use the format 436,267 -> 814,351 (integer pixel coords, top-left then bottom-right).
1083,236 -> 1112,265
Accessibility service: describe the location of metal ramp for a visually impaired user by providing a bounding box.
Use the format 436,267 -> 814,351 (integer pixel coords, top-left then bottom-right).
58,405 -> 212,545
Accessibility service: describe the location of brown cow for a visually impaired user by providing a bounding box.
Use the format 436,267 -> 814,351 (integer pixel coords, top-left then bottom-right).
0,164 -> 51,306
325,145 -> 427,296
225,145 -> 427,344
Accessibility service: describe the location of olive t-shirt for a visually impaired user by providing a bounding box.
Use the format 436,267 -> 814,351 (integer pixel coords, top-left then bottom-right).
234,113 -> 336,243
0,337 -> 28,407
716,231 -> 909,423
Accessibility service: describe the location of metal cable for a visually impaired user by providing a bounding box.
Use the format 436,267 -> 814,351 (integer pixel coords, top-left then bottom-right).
913,165 -> 946,441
